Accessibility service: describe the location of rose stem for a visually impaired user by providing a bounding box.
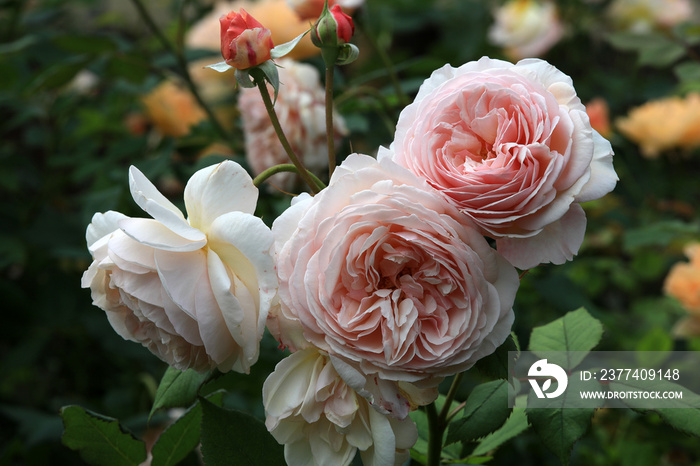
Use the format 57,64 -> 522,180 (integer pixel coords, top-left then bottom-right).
253,164 -> 325,191
426,371 -> 465,466
250,68 -> 321,195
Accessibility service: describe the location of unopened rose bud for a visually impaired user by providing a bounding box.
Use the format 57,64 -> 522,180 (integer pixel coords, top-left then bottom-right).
220,9 -> 274,70
311,4 -> 355,48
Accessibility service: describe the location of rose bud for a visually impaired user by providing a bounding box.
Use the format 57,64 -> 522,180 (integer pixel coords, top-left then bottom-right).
220,9 -> 274,70
312,4 -> 354,47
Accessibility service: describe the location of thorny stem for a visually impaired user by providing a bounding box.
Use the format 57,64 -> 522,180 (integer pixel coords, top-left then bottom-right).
251,68 -> 321,195
129,0 -> 231,143
253,164 -> 325,191
325,65 -> 336,177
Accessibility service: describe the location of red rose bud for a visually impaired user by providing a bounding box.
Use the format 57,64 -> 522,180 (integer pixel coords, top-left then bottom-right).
312,4 -> 354,48
220,9 -> 274,70
331,5 -> 354,44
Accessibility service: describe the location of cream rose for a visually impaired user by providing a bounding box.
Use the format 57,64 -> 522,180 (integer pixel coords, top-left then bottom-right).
272,154 -> 519,417
263,347 -> 417,466
81,161 -> 277,373
380,57 -> 618,270
488,0 -> 564,61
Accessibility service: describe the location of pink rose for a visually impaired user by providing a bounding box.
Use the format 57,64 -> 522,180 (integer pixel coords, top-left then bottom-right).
380,57 -> 618,270
81,161 -> 277,373
272,154 -> 519,417
263,348 -> 417,466
219,9 -> 274,69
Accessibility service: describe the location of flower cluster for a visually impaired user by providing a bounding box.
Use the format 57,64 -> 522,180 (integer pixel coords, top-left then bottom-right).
81,8 -> 617,462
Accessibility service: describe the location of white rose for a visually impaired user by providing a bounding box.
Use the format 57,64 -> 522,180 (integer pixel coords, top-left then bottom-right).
81,161 -> 277,373
488,0 -> 564,61
263,347 -> 418,466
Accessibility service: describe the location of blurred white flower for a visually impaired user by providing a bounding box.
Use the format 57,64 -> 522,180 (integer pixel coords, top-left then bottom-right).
607,0 -> 694,33
488,0 -> 564,60
81,161 -> 277,373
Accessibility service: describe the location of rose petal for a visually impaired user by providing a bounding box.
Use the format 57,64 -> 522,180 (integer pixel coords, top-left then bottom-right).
184,160 -> 258,232
129,165 -> 206,242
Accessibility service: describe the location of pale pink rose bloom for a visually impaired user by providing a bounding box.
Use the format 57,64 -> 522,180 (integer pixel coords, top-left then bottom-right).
607,0 -> 694,33
272,154 -> 519,417
81,161 -> 277,373
263,348 -> 418,466
381,57 -> 618,270
239,58 -> 348,192
488,0 -> 564,61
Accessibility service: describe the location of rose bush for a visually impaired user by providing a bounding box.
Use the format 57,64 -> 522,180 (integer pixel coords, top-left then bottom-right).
81,161 -> 277,373
381,57 -> 618,270
219,8 -> 274,69
263,347 -> 417,466
271,154 -> 519,417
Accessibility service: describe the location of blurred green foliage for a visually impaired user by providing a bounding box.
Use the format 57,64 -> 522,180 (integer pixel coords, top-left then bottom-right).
2,0 -> 700,464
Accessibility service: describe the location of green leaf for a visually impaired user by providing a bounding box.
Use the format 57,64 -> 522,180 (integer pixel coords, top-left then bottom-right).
151,401 -> 203,466
637,39 -> 685,68
675,61 -> 700,84
199,398 -> 285,466
635,327 -> 673,353
651,408 -> 700,436
53,34 -> 119,55
471,406 -> 529,457
0,35 -> 38,55
60,405 -> 147,466
475,333 -> 519,380
25,56 -> 91,93
149,367 -> 210,420
605,32 -> 665,51
270,29 -> 310,59
623,221 -> 700,252
525,406 -> 594,466
523,373 -> 602,465
528,308 -> 603,370
446,380 -> 510,445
